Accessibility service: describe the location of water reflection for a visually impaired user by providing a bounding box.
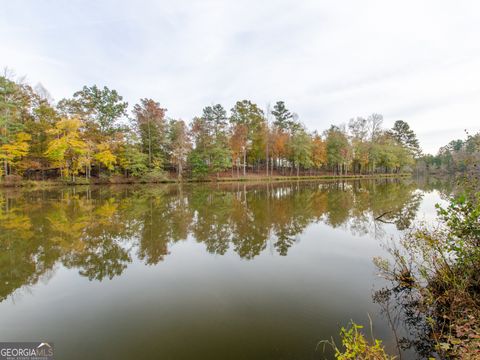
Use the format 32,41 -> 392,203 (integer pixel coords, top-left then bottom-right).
0,179 -> 427,302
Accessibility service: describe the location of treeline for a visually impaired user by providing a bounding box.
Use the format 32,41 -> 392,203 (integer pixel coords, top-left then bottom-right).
0,73 -> 421,182
418,131 -> 480,174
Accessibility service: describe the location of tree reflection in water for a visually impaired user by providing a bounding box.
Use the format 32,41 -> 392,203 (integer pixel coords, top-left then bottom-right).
0,179 -> 434,302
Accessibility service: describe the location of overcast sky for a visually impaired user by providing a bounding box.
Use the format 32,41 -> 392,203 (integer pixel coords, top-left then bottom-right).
1,0 -> 480,154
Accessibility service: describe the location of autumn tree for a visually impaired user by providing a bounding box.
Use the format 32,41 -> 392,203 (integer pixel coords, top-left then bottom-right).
229,123 -> 248,177
169,119 -> 191,179
271,127 -> 289,174
132,99 -> 167,168
0,74 -> 32,175
189,116 -> 212,177
230,100 -> 265,170
423,132 -> 480,174
348,117 -> 370,174
0,132 -> 31,176
0,70 -> 429,181
270,102 -> 304,174
94,142 -> 117,172
311,132 -> 327,172
45,118 -> 87,181
25,87 -> 60,168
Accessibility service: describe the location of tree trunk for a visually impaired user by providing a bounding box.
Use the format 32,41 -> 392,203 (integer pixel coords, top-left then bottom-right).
243,150 -> 246,176
147,120 -> 152,167
266,144 -> 269,177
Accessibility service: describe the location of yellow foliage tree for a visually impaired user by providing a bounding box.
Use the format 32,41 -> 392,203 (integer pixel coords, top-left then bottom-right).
311,133 -> 327,170
45,118 -> 87,181
94,142 -> 117,171
0,132 -> 31,175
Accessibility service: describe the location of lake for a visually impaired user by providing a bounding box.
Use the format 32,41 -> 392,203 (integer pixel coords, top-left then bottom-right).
0,178 -> 448,359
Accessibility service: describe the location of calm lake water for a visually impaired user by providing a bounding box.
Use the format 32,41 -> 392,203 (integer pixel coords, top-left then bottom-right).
0,179 -> 448,359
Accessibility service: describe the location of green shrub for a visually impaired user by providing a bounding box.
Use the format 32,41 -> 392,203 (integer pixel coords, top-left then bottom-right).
436,193 -> 480,269
321,321 -> 395,360
188,151 -> 209,180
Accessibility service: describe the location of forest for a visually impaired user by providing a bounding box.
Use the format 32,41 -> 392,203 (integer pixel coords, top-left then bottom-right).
418,131 -> 480,175
1,72 -> 422,183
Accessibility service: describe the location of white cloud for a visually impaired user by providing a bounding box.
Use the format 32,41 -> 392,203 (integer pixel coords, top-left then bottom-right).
1,0 -> 479,153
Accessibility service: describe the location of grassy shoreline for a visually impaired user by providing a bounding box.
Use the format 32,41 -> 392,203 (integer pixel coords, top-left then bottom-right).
0,173 -> 411,188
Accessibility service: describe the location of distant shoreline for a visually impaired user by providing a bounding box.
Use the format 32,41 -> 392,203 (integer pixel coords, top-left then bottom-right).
0,173 -> 411,188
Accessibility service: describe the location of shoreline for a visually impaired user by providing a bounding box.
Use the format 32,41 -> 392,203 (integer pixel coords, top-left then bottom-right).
0,173 -> 411,188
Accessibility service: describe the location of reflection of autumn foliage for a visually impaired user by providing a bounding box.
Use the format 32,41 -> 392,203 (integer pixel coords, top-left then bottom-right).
0,180 -> 426,301
0,196 -> 46,301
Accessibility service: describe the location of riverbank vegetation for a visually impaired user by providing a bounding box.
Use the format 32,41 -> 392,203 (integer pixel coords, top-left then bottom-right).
320,321 -> 395,360
1,72 -> 420,184
373,186 -> 480,359
0,173 -> 411,188
417,131 -> 480,176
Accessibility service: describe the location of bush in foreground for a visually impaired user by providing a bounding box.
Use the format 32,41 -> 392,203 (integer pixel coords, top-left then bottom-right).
374,192 -> 480,359
320,321 -> 395,359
